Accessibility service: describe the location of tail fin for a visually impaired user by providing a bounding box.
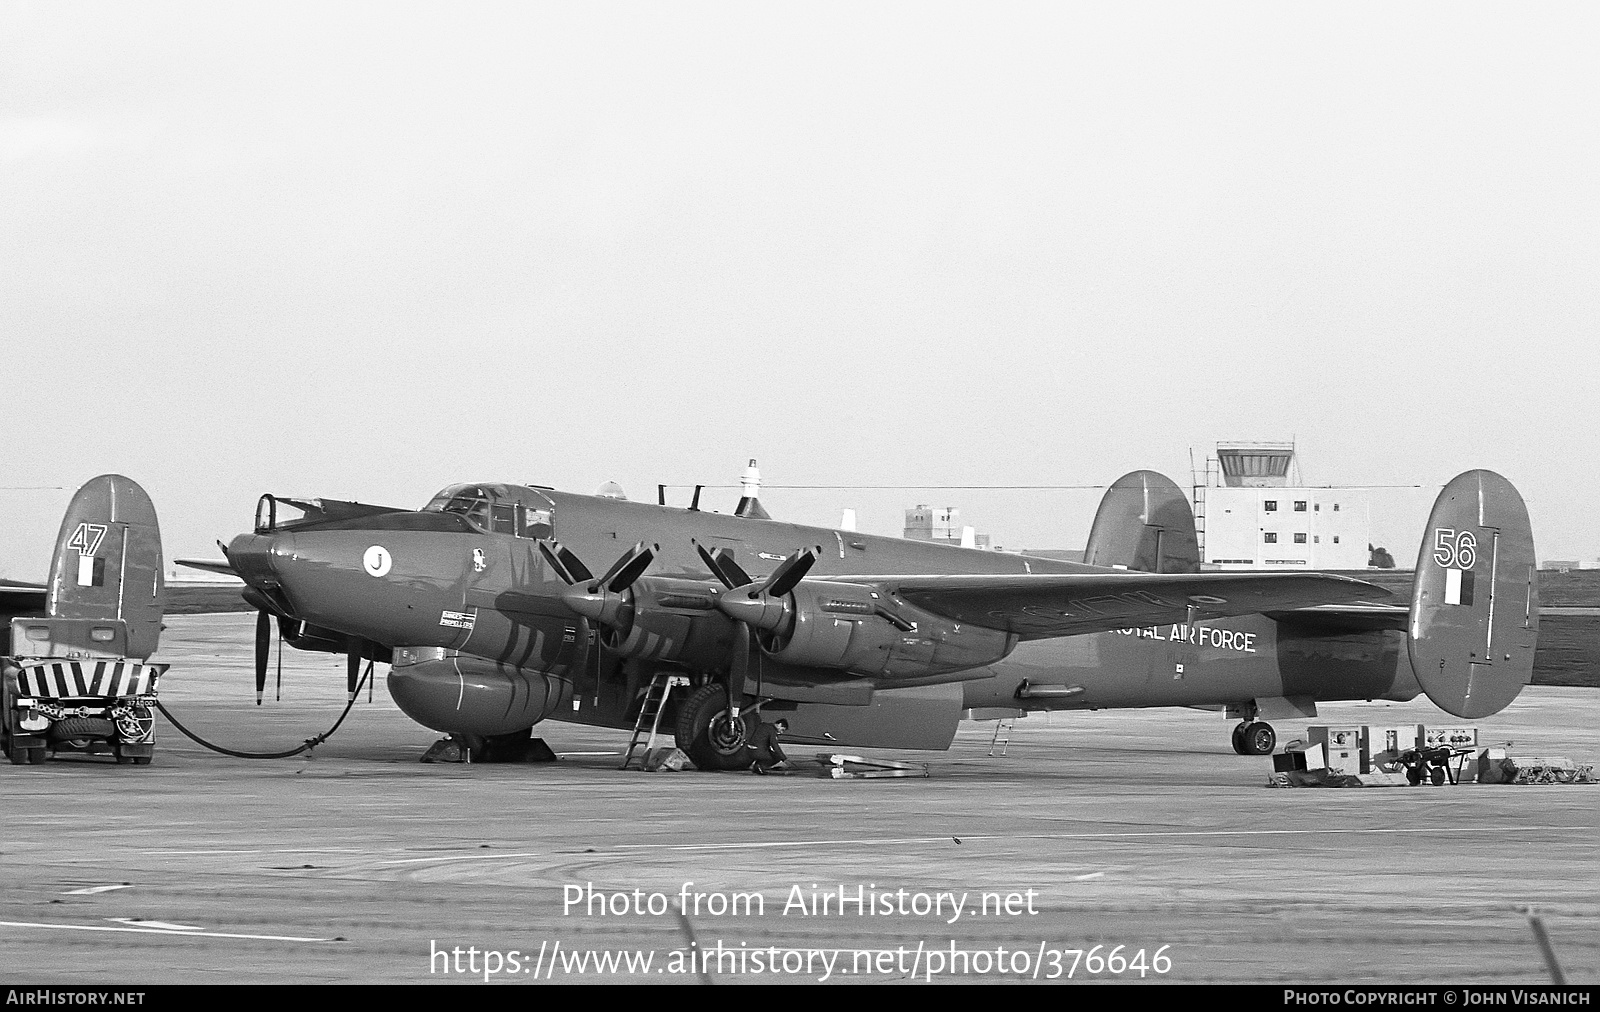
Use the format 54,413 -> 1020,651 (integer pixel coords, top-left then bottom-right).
34,475 -> 166,660
1407,470 -> 1538,718
1084,470 -> 1200,573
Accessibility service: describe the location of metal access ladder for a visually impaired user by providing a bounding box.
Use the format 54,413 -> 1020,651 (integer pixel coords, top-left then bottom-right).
620,673 -> 689,770
988,718 -> 1015,756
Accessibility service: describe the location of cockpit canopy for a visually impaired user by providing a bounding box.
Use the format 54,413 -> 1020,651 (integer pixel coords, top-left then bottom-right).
421,484 -> 554,538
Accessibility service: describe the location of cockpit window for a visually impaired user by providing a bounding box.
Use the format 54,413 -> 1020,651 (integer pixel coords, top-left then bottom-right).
423,484 -> 553,539
445,494 -> 492,530
490,503 -> 517,534
520,506 -> 553,539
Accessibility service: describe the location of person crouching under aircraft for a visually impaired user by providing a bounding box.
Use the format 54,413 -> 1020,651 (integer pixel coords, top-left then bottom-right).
748,718 -> 790,774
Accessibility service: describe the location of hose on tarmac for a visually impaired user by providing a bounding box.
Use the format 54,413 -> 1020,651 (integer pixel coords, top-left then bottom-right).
153,662 -> 372,760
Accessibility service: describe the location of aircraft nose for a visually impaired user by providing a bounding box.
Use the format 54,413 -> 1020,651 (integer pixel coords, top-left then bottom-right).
226,531 -> 290,591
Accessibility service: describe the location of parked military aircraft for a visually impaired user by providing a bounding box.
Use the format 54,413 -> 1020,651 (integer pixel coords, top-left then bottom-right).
179,468 -> 1538,768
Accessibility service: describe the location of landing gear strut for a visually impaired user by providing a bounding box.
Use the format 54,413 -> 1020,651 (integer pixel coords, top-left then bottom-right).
1231,721 -> 1276,756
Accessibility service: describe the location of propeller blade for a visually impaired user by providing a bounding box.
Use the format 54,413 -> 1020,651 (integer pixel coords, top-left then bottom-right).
599,543 -> 654,593
254,609 -> 270,705
728,622 -> 750,720
716,548 -> 753,588
538,539 -> 595,586
553,545 -> 652,625
538,540 -> 573,584
696,544 -> 753,590
347,647 -> 361,702
697,544 -> 735,589
761,548 -> 817,599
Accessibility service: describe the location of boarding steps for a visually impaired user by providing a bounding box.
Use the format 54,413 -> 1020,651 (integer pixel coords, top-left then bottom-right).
620,673 -> 689,770
988,718 -> 1015,757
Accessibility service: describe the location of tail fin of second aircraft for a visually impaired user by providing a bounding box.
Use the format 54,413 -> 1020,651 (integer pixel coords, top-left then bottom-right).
1083,470 -> 1200,573
1407,470 -> 1538,719
24,475 -> 167,661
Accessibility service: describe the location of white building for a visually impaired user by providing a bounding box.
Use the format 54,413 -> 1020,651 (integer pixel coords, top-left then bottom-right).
1196,442 -> 1372,570
903,505 -> 991,549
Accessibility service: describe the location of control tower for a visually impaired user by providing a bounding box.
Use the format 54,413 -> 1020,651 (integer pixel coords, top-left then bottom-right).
1194,441 -> 1372,570
1216,441 -> 1298,488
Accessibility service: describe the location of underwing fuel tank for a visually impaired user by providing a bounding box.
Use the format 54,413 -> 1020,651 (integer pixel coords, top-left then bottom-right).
1408,470 -> 1539,719
386,647 -> 575,735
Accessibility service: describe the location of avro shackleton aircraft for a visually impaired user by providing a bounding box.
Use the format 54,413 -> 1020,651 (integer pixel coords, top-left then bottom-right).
181,468 -> 1538,768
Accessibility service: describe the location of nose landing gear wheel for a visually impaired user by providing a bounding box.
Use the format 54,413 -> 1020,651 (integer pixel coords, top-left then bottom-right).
675,684 -> 756,771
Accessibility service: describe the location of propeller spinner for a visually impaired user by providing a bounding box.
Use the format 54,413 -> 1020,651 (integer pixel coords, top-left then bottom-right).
698,545 -> 817,636
540,540 -> 655,626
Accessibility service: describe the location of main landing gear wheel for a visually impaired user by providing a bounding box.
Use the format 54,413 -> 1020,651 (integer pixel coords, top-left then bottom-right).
1232,721 -> 1276,756
674,684 -> 756,771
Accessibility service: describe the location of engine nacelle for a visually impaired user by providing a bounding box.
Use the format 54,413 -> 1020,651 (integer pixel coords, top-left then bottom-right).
762,582 -> 1015,678
602,577 -> 738,670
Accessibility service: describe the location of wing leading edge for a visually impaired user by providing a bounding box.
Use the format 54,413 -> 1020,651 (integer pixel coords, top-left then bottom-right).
833,571 -> 1391,640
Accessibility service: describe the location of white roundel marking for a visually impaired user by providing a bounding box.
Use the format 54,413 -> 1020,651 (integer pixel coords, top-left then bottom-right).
363,545 -> 392,577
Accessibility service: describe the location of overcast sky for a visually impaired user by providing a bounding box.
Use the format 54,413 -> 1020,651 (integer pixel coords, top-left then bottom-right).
2,1 -> 1595,580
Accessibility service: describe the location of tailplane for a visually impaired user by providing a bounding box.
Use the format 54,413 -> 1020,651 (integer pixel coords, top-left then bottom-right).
1407,470 -> 1538,719
1083,470 -> 1200,573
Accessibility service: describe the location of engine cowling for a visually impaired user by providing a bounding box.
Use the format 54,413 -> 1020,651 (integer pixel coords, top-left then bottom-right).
600,577 -> 738,670
760,582 -> 1015,678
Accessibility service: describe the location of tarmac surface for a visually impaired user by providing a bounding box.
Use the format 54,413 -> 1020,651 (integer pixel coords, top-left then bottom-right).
1,613 -> 1595,986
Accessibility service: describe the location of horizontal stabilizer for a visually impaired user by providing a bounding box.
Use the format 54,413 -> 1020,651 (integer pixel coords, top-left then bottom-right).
1266,603 -> 1410,634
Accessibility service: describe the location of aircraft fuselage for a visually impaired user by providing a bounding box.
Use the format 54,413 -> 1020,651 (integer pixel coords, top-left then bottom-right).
227,484 -> 1419,748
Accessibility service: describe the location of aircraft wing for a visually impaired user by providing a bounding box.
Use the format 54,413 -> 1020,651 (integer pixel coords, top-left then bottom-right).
175,559 -> 238,576
831,571 -> 1390,641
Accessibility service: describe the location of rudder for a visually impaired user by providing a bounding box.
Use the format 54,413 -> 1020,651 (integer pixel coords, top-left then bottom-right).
1408,470 -> 1538,719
